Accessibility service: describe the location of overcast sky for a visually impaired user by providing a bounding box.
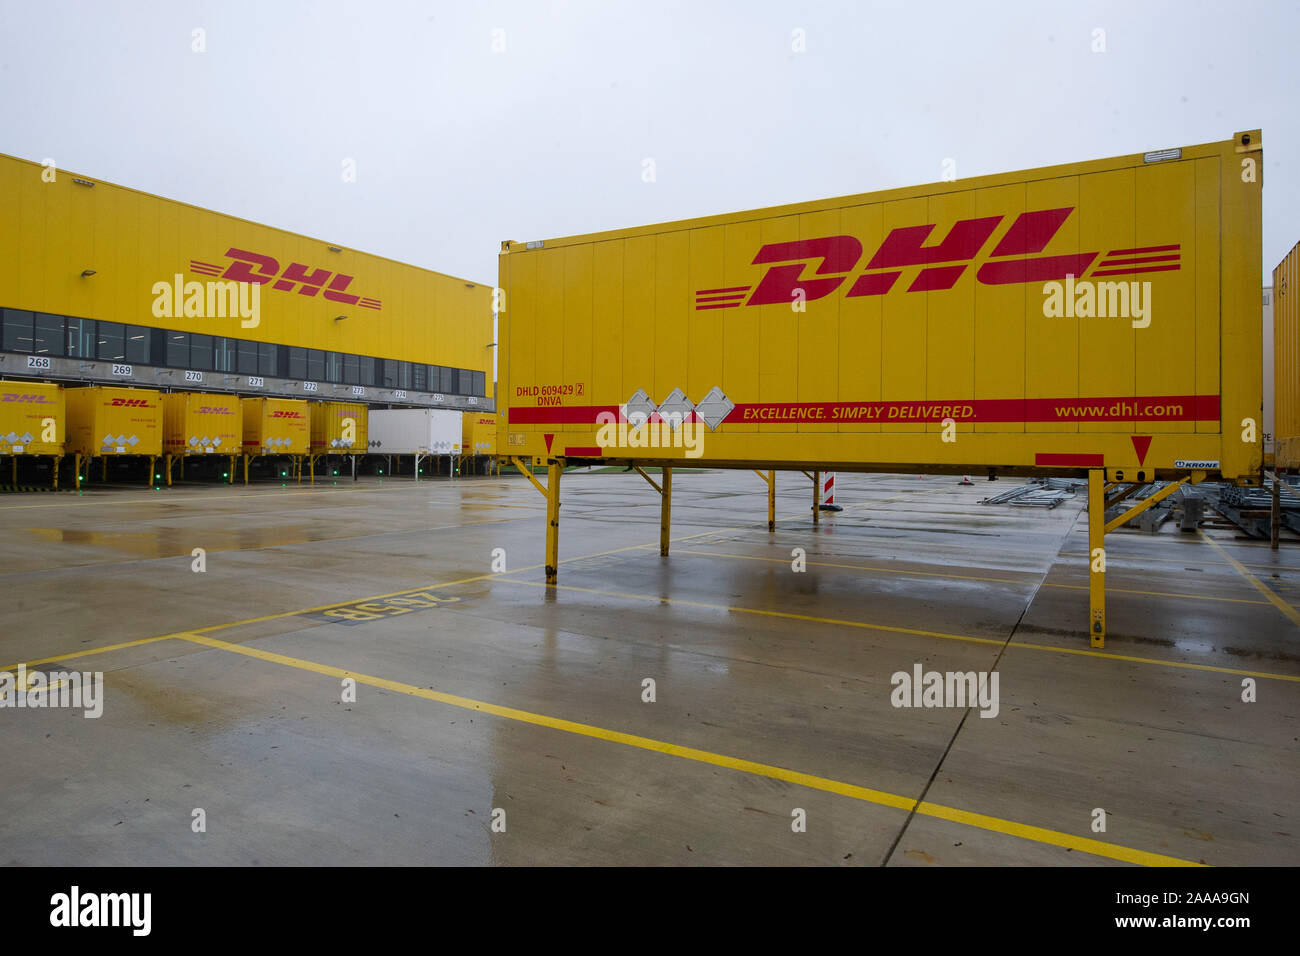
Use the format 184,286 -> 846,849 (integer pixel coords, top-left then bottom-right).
0,0 -> 1295,285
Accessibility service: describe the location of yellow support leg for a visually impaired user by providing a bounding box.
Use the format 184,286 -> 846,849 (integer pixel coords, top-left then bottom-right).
660,466 -> 672,556
768,470 -> 775,532
812,469 -> 821,525
102,456 -> 107,482
546,460 -> 561,585
52,455 -> 60,491
1088,468 -> 1106,648
75,453 -> 81,491
147,456 -> 155,486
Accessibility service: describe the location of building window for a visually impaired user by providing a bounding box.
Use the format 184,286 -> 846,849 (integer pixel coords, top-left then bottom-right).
306,349 -> 325,382
471,370 -> 485,396
343,354 -> 359,385
125,325 -> 151,364
287,347 -> 306,380
213,337 -> 235,372
237,340 -> 259,375
66,317 -> 95,357
33,313 -> 65,356
411,363 -> 426,391
165,332 -> 188,367
260,343 -> 279,377
189,333 -> 213,371
458,369 -> 473,395
359,356 -> 376,386
325,352 -> 342,383
381,359 -> 396,388
1,308 -> 34,352
96,322 -> 126,362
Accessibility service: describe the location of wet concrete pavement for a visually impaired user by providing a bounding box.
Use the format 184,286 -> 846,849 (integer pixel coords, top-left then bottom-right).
1,470 -> 1297,865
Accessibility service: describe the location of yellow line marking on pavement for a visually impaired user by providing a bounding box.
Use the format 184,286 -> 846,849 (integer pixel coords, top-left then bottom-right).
176,630 -> 1201,867
667,547 -> 1269,606
1198,530 -> 1300,628
1,635 -> 179,673
493,578 -> 1300,683
2,503 -> 827,671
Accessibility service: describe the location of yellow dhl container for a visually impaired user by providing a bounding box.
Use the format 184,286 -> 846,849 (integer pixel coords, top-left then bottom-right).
310,401 -> 367,453
1274,240 -> 1300,469
0,380 -> 65,455
65,386 -> 162,457
499,131 -> 1262,481
462,412 -> 499,455
242,397 -> 310,455
162,392 -> 242,456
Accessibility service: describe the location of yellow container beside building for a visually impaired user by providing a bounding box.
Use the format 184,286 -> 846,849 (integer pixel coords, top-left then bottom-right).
310,401 -> 367,453
462,412 -> 499,456
0,380 -> 65,455
1274,240 -> 1300,469
242,397 -> 310,455
498,131 -> 1262,481
162,391 -> 242,456
65,386 -> 162,457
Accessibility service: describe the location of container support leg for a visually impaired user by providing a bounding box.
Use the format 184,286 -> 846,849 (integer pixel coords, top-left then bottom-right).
102,457 -> 107,482
147,456 -> 155,486
812,470 -> 821,525
660,467 -> 672,555
75,453 -> 81,491
1088,468 -> 1106,648
546,460 -> 562,585
52,455 -> 60,491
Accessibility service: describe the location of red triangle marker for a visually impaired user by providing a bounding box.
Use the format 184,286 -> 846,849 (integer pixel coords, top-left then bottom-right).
543,434 -> 554,452
1131,435 -> 1152,465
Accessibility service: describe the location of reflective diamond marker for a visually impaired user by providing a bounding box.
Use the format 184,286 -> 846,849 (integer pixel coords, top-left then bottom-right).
657,388 -> 696,430
695,386 -> 735,430
624,388 -> 657,426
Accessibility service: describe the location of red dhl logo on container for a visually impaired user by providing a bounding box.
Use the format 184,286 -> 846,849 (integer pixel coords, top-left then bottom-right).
270,410 -> 304,419
1,392 -> 54,403
196,406 -> 234,414
109,398 -> 151,407
694,207 -> 1180,309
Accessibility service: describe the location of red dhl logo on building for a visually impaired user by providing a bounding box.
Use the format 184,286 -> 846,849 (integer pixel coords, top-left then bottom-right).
188,248 -> 382,311
695,207 -> 1180,309
1,392 -> 54,403
109,398 -> 151,407
270,410 -> 304,419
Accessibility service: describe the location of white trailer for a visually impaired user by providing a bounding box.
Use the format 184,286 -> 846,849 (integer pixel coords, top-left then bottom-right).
368,409 -> 463,478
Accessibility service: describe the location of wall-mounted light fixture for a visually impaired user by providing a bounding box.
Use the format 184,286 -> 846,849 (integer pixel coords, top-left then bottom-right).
334,315 -> 347,322
327,245 -> 342,253
72,178 -> 95,187
484,342 -> 497,348
80,269 -> 97,278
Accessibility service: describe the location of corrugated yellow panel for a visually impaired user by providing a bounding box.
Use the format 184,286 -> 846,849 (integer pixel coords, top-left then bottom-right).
794,208 -> 841,434
756,215 -> 799,414
534,248 -> 566,418
880,197 -> 927,433
973,183 -> 1027,435
837,202 -> 883,434
687,226 -> 725,417
721,220 -> 762,433
924,189 -> 977,436
0,159 -> 20,306
562,244 -> 594,439
1024,176 -> 1080,435
1078,168 -> 1136,436
622,235 -> 657,402
1194,158 -> 1222,435
591,240 -> 625,412
653,231 -> 690,407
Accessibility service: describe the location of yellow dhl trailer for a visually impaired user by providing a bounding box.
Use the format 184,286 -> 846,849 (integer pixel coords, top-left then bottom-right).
0,380 -> 64,456
498,131 -> 1264,648
462,412 -> 499,456
162,392 -> 241,457
242,397 -> 310,456
310,401 -> 367,454
1274,240 -> 1300,469
65,386 -> 163,459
